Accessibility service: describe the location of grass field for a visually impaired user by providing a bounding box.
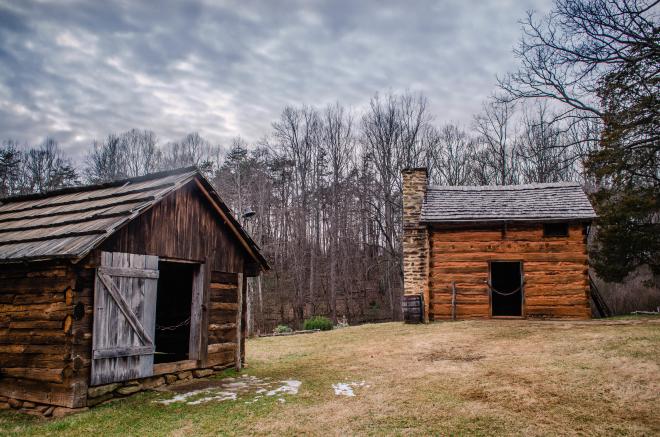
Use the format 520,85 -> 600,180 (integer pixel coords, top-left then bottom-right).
1,318 -> 659,436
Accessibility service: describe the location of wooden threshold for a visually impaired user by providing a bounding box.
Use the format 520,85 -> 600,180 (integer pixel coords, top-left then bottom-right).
491,316 -> 525,320
153,359 -> 199,375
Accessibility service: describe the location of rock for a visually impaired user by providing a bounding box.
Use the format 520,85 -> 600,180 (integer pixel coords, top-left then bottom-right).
193,369 -> 213,378
43,406 -> 55,417
22,401 -> 35,409
124,379 -> 140,386
177,371 -> 192,380
34,405 -> 50,413
0,396 -> 7,402
87,393 -> 113,407
0,402 -> 10,410
116,385 -> 142,395
88,383 -> 119,398
164,374 -> 178,384
23,409 -> 47,416
52,407 -> 88,418
142,376 -> 165,390
8,398 -> 23,409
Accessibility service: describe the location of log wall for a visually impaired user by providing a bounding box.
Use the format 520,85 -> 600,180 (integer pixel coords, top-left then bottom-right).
429,223 -> 591,320
0,261 -> 87,408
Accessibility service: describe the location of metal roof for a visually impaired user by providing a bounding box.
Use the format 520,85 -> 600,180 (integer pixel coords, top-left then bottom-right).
420,182 -> 597,224
0,167 -> 270,269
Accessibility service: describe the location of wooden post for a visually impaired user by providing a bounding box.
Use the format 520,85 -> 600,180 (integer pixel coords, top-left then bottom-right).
235,273 -> 243,371
451,281 -> 457,321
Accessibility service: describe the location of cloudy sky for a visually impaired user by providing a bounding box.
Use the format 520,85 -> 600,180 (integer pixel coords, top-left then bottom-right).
0,0 -> 552,157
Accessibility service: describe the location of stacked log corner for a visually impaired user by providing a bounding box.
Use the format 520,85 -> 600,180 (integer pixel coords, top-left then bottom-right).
0,261 -> 88,413
402,168 -> 430,322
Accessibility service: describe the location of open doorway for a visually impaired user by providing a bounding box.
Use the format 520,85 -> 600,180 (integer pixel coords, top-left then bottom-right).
154,261 -> 195,363
490,261 -> 523,317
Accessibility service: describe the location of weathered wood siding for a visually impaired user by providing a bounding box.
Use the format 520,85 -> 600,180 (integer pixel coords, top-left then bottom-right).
0,261 -> 87,407
429,223 -> 590,320
100,181 -> 247,273
91,252 -> 159,385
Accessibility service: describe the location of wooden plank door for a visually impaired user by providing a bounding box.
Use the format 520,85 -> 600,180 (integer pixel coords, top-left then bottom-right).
91,251 -> 159,386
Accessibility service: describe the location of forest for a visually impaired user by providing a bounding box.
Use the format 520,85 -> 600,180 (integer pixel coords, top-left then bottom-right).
1,0 -> 658,332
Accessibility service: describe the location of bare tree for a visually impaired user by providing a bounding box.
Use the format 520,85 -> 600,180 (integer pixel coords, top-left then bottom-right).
517,102 -> 578,183
323,102 -> 354,322
0,140 -> 22,197
271,105 -> 322,326
499,0 -> 658,133
473,98 -> 519,184
20,138 -> 78,193
84,134 -> 126,183
122,129 -> 160,177
161,132 -> 213,173
428,124 -> 477,185
361,91 -> 433,319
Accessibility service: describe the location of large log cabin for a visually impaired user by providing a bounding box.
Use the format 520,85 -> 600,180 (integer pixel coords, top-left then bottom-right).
0,167 -> 269,415
402,168 -> 597,321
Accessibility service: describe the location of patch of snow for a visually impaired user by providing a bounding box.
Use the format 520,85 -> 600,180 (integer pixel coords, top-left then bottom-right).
188,391 -> 237,405
156,375 -> 302,406
332,381 -> 370,397
332,383 -> 355,397
158,388 -> 215,405
266,380 -> 301,396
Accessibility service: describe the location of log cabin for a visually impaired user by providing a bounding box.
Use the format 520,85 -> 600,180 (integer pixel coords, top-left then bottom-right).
0,167 -> 269,415
402,168 -> 597,322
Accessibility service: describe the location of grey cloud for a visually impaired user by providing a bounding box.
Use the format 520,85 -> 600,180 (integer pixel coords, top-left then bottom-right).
0,0 -> 553,158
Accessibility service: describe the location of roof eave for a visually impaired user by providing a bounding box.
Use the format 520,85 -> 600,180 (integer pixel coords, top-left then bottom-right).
420,216 -> 597,225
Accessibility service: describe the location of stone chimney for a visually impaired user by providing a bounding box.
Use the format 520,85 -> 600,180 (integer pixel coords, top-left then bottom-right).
402,168 -> 429,321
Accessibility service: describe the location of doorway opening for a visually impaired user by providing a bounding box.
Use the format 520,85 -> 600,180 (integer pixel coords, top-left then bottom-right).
490,261 -> 523,317
154,261 -> 194,363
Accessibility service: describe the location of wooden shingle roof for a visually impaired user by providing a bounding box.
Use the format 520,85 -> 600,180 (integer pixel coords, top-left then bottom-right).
420,182 -> 597,224
0,167 -> 269,269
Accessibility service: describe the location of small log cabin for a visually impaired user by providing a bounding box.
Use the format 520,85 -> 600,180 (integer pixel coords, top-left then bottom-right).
0,167 -> 269,414
402,168 -> 597,321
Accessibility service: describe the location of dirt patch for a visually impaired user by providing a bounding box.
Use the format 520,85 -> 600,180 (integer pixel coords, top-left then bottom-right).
418,348 -> 485,362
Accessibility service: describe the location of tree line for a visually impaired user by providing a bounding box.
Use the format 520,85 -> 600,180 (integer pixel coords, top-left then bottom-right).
1,0 -> 657,328
0,93 -> 599,332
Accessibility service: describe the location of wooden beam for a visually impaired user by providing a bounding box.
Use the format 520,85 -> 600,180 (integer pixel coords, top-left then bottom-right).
208,342 -> 236,353
98,266 -> 159,279
152,360 -> 198,376
235,272 -> 243,371
92,345 -> 154,359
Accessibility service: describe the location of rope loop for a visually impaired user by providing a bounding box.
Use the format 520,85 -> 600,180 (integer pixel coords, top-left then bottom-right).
156,316 -> 191,331
486,281 -> 523,296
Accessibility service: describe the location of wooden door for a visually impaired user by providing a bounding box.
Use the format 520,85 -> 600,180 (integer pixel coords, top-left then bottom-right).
91,251 -> 159,386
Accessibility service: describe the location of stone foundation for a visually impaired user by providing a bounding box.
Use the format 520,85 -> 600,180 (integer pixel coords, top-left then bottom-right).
0,364 -> 233,417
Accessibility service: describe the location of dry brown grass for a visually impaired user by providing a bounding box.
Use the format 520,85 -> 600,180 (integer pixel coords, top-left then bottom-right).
247,318 -> 660,436
1,318 -> 658,436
